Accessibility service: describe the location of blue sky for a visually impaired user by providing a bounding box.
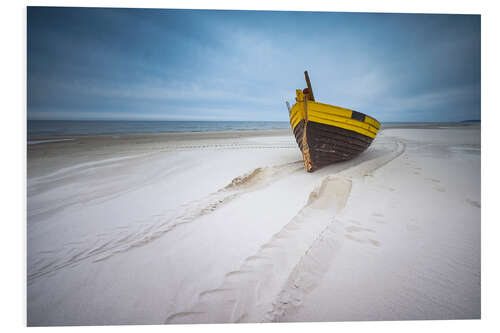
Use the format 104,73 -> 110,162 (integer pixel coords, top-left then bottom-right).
27,7 -> 480,122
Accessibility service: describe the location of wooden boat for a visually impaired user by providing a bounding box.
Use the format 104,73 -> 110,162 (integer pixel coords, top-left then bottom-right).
288,71 -> 380,172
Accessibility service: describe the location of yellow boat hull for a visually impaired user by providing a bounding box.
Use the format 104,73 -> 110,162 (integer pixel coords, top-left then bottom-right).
289,93 -> 380,172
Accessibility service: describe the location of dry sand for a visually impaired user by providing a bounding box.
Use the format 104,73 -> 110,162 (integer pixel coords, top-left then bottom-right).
27,125 -> 480,326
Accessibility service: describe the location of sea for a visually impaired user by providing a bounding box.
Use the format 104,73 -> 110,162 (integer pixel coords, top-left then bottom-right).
27,120 -> 480,139
27,120 -> 292,138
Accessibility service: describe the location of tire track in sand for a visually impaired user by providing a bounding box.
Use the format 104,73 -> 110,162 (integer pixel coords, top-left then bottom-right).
165,138 -> 405,324
27,161 -> 303,283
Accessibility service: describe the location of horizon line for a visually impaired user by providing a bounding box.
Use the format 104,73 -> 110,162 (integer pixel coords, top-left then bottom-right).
27,119 -> 481,123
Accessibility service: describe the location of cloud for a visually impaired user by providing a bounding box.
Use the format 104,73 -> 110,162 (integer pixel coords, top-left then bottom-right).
27,9 -> 480,122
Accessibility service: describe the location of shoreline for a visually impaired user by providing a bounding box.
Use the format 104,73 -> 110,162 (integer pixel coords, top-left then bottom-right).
27,128 -> 294,179
27,122 -> 480,141
27,124 -> 480,179
27,128 -> 292,142
380,121 -> 480,130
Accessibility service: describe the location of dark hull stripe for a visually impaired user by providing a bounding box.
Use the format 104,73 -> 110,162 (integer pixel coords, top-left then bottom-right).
351,110 -> 366,122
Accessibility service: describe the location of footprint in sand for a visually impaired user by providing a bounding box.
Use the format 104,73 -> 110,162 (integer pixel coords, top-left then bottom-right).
406,224 -> 419,232
372,212 -> 385,224
345,234 -> 381,247
344,234 -> 364,243
466,198 -> 481,208
345,225 -> 375,233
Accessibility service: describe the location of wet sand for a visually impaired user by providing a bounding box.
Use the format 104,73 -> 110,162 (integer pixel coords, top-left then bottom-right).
27,129 -> 290,178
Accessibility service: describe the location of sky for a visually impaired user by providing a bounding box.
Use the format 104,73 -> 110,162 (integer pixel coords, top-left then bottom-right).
27,7 -> 481,122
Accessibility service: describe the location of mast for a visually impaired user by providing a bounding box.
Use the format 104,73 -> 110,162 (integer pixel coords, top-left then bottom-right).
304,70 -> 315,101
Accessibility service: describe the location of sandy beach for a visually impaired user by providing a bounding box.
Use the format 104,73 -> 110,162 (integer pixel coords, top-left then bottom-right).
26,124 -> 480,326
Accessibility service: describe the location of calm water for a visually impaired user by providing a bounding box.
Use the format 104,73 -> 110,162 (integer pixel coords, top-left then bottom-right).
28,120 -> 479,138
28,120 -> 291,138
